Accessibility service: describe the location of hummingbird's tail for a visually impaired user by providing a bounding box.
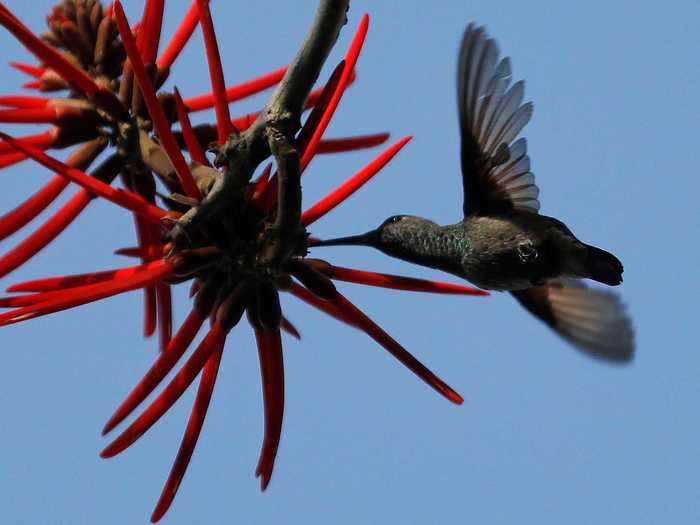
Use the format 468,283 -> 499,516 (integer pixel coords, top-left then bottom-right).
583,245 -> 624,286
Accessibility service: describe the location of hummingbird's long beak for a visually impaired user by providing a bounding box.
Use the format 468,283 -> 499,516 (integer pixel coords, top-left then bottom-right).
313,229 -> 380,248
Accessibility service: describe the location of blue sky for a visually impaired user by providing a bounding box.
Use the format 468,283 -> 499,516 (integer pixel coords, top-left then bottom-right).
1,1 -> 699,523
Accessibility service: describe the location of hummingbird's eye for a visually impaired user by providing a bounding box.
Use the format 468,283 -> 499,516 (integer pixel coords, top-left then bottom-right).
382,215 -> 405,227
517,241 -> 538,263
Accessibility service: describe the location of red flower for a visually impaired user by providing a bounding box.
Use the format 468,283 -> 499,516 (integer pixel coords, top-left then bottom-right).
0,0 -> 487,521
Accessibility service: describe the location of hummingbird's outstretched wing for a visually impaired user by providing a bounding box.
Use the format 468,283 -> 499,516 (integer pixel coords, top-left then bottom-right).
457,24 -> 540,217
511,280 -> 634,362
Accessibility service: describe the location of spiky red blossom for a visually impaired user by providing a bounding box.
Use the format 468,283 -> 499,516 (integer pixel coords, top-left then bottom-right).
0,0 -> 488,521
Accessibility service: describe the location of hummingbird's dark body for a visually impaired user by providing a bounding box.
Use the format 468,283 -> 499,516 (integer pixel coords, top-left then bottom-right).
361,212 -> 622,292
315,24 -> 634,361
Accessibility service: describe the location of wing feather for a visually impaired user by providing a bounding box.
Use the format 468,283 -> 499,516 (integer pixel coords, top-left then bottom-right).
490,102 -> 533,155
511,280 -> 634,362
484,80 -> 525,154
458,25 -> 540,215
477,60 -> 511,145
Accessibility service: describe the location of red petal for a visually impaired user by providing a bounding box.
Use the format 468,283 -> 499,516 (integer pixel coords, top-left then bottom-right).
114,244 -> 166,259
0,176 -> 68,241
288,283 -> 360,329
252,59 -> 343,210
295,62 -> 346,159
231,110 -> 259,132
0,152 -> 28,169
7,260 -> 169,294
255,18 -> 367,210
290,284 -> 462,404
137,0 -> 165,64
322,264 -> 489,296
299,15 -> 369,172
0,95 -> 50,108
227,71 -> 356,133
0,133 -> 110,266
0,107 -> 58,123
184,66 -> 287,113
173,88 -> 208,165
0,260 -> 174,327
328,291 -> 464,404
301,136 -> 412,226
101,323 -> 226,457
157,284 -> 172,351
143,288 -> 157,337
150,339 -> 224,523
112,3 -> 201,200
0,133 -> 167,222
195,0 -> 236,142
0,190 -> 91,280
131,214 -> 158,338
10,61 -> 45,78
0,129 -> 56,154
0,123 -> 95,241
280,315 -> 301,340
315,133 -> 390,154
21,80 -> 43,90
303,68 -> 356,110
1,264 -> 176,308
254,328 -> 285,491
102,305 -> 208,435
157,0 -> 203,69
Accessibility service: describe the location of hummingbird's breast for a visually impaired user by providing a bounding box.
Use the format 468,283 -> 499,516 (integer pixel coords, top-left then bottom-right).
376,217 -> 470,277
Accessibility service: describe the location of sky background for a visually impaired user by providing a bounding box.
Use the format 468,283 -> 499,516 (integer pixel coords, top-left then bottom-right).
1,1 -> 699,523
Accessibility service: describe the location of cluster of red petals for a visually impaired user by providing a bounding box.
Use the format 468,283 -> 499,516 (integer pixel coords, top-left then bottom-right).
0,0 -> 487,521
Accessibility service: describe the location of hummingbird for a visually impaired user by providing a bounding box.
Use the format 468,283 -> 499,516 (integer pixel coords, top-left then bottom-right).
313,24 -> 634,362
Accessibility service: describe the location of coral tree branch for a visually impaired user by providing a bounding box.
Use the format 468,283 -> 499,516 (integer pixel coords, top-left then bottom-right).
263,0 -> 350,132
174,0 -> 350,248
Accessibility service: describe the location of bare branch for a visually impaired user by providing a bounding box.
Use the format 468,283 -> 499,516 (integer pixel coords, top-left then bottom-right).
264,0 -> 350,129
260,131 -> 302,265
172,0 -> 351,255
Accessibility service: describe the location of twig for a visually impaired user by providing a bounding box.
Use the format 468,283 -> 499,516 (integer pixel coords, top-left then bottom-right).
170,0 -> 350,256
260,131 -> 301,265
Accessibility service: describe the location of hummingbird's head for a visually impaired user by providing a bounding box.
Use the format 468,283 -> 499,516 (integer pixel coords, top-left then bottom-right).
312,215 -> 436,255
